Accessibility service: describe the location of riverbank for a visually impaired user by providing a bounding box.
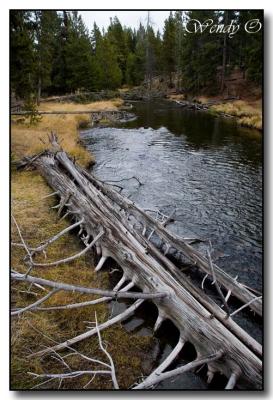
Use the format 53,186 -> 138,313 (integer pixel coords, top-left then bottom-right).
168,94 -> 262,131
11,99 -> 154,389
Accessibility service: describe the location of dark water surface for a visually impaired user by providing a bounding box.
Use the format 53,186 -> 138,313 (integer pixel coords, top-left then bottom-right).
80,100 -> 262,389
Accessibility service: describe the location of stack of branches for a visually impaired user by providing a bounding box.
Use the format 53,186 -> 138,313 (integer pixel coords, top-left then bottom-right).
11,133 -> 262,390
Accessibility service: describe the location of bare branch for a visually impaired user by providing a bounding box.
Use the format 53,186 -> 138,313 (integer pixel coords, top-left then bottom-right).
229,296 -> 262,318
42,191 -> 59,199
28,370 -> 112,380
30,230 -> 104,267
133,350 -> 224,389
95,312 -> 119,389
225,370 -> 241,390
11,288 -> 60,316
207,248 -> 230,316
11,272 -> 167,300
103,176 -> 143,187
27,276 -> 133,312
57,191 -> 72,218
95,256 -> 107,272
30,218 -> 84,256
11,214 -> 33,264
134,337 -> 184,389
28,300 -> 144,358
201,274 -> 208,290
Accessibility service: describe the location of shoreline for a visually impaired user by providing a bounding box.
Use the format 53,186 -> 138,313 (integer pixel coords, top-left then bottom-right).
11,98 -> 154,390
167,94 -> 262,131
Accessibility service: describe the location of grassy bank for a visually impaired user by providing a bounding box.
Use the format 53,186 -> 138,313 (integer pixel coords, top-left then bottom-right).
209,100 -> 262,130
11,99 -> 154,390
11,99 -> 123,165
168,94 -> 262,131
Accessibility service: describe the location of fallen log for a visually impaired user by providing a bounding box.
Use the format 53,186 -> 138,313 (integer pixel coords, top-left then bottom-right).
79,167 -> 262,317
13,133 -> 262,389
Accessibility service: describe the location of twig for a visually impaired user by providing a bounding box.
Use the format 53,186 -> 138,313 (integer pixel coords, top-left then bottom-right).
11,288 -> 59,316
133,350 -> 224,389
28,370 -> 112,380
28,274 -> 132,312
207,248 -> 230,316
42,191 -> 58,199
229,296 -> 262,318
30,218 -> 84,256
57,191 -> 72,218
27,300 -> 144,358
134,338 -> 184,389
30,230 -> 104,267
11,272 -> 167,300
103,176 -> 143,186
161,208 -> 176,227
239,283 -> 262,296
225,370 -> 241,389
95,312 -> 119,389
11,214 -> 33,264
201,274 -> 208,290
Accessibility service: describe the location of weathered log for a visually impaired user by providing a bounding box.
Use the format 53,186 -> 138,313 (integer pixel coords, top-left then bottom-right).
79,167 -> 262,317
26,136 -> 262,389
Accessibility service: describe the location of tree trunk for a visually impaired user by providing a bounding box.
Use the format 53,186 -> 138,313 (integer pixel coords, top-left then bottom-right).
29,135 -> 262,389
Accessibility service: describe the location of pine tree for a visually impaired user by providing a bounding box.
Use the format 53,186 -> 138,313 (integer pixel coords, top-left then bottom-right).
50,11 -> 70,94
10,11 -> 35,99
237,11 -> 263,84
95,36 -> 122,89
181,11 -> 221,94
33,11 -> 60,103
107,16 -> 128,83
162,12 -> 176,86
64,12 -> 95,92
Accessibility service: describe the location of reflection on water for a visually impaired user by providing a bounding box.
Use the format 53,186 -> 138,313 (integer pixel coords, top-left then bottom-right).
80,100 -> 262,389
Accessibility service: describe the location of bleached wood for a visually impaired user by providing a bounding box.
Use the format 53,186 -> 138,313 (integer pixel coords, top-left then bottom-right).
18,139 -> 262,389
134,350 -> 224,389
80,167 -> 262,317
134,337 -> 185,389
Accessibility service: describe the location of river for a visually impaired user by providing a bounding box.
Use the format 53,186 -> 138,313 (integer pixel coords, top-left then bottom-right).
80,100 -> 262,389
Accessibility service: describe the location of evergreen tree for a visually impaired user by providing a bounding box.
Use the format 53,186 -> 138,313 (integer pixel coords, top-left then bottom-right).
237,11 -> 263,84
64,12 -> 95,91
33,11 -> 60,102
95,36 -> 122,89
162,12 -> 176,86
10,10 -> 263,98
50,11 -> 70,93
107,16 -> 128,83
125,23 -> 146,86
10,11 -> 35,98
181,11 -> 221,94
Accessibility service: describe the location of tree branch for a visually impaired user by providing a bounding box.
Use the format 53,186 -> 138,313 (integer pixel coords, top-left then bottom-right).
133,350 -> 224,389
11,288 -> 59,316
27,299 -> 144,358
31,230 -> 104,267
11,272 -> 166,300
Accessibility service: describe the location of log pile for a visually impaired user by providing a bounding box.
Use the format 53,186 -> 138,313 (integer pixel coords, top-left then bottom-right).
11,133 -> 262,390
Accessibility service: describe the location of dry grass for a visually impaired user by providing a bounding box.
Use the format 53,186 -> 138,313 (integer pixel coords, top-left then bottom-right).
211,100 -> 262,130
11,99 -> 124,166
168,94 -> 185,101
11,99 -> 154,390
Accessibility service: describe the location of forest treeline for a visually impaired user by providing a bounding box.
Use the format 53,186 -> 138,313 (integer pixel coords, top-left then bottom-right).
11,10 -> 263,101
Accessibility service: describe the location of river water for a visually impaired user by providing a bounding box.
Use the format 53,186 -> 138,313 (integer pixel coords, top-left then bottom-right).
80,100 -> 262,389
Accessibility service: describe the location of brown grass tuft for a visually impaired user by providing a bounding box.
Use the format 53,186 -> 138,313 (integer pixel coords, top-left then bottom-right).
211,100 -> 262,130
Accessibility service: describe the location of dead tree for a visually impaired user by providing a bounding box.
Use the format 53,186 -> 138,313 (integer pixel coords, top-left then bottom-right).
11,133 -> 262,390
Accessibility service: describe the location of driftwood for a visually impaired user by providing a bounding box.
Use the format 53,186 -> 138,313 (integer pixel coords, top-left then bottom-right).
11,133 -> 262,390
